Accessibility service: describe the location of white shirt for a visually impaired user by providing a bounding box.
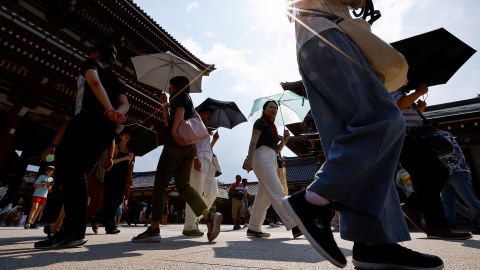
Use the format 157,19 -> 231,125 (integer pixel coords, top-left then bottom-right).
195,135 -> 213,161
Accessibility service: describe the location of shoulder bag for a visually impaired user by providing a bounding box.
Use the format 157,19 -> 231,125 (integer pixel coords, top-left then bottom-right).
297,8 -> 408,92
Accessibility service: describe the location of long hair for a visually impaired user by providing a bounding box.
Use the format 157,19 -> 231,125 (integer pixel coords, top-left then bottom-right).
261,100 -> 278,120
261,100 -> 279,141
169,76 -> 190,94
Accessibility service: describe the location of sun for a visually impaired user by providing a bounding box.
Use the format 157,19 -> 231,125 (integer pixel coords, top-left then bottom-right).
246,0 -> 290,29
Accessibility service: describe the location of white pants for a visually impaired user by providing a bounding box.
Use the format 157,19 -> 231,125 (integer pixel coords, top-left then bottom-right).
183,157 -> 218,230
248,146 -> 296,231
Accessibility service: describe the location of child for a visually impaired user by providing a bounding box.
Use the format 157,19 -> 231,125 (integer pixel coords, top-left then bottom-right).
24,166 -> 54,229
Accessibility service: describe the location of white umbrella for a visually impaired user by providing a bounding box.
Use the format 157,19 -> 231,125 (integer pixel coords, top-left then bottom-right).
131,52 -> 203,93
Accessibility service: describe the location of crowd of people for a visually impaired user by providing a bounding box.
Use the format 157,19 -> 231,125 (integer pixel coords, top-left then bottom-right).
1,1 -> 480,269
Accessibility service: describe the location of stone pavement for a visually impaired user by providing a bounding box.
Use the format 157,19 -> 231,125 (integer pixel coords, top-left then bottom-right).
0,224 -> 479,269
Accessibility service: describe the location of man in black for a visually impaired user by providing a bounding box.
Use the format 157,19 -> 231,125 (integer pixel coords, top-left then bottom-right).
35,43 -> 128,249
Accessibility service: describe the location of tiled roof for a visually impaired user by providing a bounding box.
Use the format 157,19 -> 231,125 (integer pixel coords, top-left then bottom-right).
285,158 -> 318,183
424,98 -> 480,120
0,186 -> 8,200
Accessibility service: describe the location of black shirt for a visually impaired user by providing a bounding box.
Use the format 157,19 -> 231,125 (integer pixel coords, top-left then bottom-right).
79,58 -> 125,119
168,91 -> 193,130
253,118 -> 279,150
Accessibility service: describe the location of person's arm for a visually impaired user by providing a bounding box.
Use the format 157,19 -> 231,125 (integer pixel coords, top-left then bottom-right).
103,139 -> 116,171
115,93 -> 130,115
243,129 -> 261,172
84,69 -> 126,123
396,83 -> 428,110
171,107 -> 190,146
40,120 -> 70,161
276,129 -> 290,153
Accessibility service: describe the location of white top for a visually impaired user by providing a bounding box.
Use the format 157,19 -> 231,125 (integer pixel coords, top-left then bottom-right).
195,135 -> 213,161
292,0 -> 365,51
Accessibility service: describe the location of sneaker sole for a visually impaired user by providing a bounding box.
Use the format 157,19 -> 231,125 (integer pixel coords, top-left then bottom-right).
427,234 -> 472,240
208,213 -> 223,242
282,198 -> 346,268
36,239 -> 88,249
132,236 -> 162,243
352,259 -> 444,270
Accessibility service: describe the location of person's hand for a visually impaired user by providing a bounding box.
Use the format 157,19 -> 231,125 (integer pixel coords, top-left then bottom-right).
415,83 -> 429,96
283,130 -> 290,142
213,131 -> 219,141
242,158 -> 252,172
127,153 -> 135,162
104,158 -> 113,171
158,92 -> 168,105
193,158 -> 201,171
105,109 -> 127,123
417,100 -> 427,112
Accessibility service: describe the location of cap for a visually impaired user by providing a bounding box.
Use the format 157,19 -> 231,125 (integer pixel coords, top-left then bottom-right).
46,165 -> 55,171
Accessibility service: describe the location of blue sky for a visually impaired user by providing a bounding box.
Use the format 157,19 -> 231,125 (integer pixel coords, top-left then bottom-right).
133,0 -> 480,183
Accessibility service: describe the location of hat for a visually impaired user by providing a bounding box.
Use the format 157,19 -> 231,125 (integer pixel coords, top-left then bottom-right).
46,165 -> 55,171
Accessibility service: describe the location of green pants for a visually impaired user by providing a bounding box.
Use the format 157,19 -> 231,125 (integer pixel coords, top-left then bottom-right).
151,136 -> 208,221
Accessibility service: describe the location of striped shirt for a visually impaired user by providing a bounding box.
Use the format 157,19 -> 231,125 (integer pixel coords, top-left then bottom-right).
391,91 -> 423,128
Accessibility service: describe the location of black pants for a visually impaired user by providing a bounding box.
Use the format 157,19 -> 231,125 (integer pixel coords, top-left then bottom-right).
400,134 -> 450,229
55,117 -> 114,238
95,165 -> 128,230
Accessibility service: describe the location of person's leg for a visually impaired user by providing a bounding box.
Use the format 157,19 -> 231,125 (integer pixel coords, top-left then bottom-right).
202,160 -> 219,208
252,147 -> 295,230
173,145 -> 222,242
247,183 -> 270,233
26,201 -> 39,227
104,171 -> 128,232
31,202 -> 44,225
440,182 -> 457,226
183,162 -> 207,232
298,30 -> 409,242
133,139 -> 184,242
447,172 -> 480,223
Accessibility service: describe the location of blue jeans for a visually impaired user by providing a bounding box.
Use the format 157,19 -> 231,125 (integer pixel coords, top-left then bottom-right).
441,172 -> 480,225
297,29 -> 410,243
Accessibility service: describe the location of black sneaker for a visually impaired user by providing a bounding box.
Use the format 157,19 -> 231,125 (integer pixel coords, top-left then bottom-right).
106,228 -> 121,234
246,229 -> 271,238
282,190 -> 346,268
132,227 -> 161,242
34,234 -> 87,249
352,242 -> 444,270
292,226 -> 303,239
233,224 -> 241,230
91,223 -> 99,234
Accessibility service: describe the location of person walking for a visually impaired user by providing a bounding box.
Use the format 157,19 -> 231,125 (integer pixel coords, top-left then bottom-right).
34,43 -> 128,249
228,175 -> 247,230
283,1 -> 444,269
438,130 -> 480,233
392,85 -> 472,240
92,129 -> 134,234
243,100 -> 301,239
182,108 -> 220,237
132,76 -> 222,243
24,166 -> 54,229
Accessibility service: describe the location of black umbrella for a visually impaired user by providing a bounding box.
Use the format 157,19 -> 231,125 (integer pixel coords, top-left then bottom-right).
196,98 -> 247,129
122,124 -> 158,156
391,28 -> 476,91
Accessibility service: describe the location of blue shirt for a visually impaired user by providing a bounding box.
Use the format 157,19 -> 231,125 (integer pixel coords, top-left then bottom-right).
33,175 -> 54,198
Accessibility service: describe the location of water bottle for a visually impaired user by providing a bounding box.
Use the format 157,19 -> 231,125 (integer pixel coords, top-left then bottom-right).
398,169 -> 413,196
45,153 -> 55,162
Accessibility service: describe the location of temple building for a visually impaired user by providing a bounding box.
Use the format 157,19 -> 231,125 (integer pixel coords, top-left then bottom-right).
280,80 -> 480,195
0,1 -> 214,204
